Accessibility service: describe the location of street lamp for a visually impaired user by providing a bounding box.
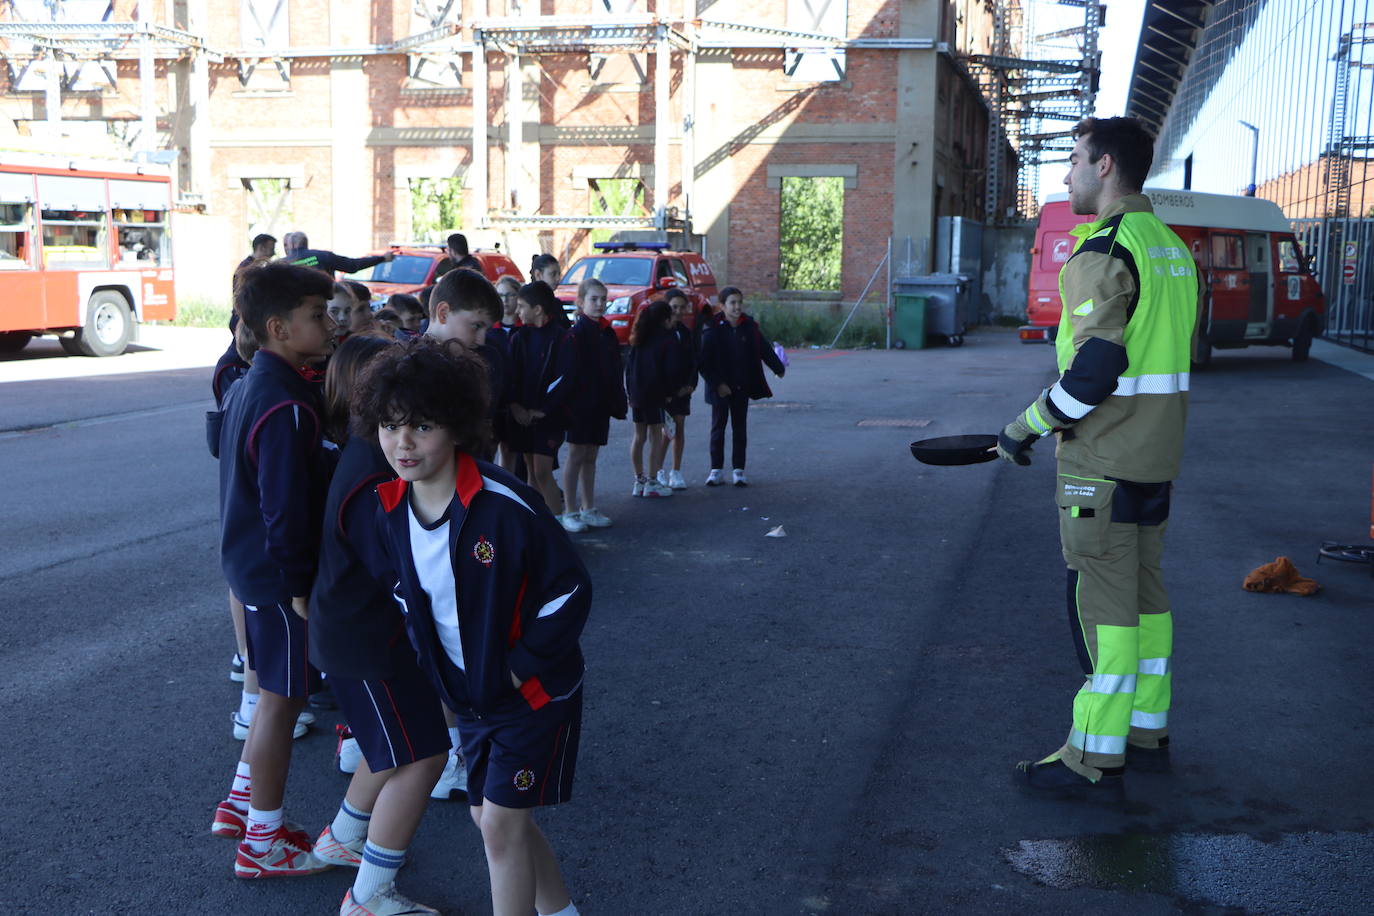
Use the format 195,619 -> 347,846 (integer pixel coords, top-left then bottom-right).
1238,120 -> 1259,196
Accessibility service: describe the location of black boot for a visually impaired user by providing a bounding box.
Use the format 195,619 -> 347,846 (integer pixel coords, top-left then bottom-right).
1125,737 -> 1171,773
1014,757 -> 1124,802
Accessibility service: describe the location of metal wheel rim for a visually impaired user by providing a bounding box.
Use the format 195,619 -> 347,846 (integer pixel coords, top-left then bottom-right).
93,302 -> 125,346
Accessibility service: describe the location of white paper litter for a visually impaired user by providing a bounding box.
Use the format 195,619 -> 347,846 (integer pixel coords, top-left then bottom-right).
765,525 -> 787,538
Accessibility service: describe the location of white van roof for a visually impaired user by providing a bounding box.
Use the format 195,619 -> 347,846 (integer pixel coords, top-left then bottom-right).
1042,188 -> 1291,233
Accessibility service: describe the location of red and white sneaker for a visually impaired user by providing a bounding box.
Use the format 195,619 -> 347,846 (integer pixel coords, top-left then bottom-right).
234,824 -> 332,878
340,883 -> 439,915
314,825 -> 365,867
211,800 -> 247,839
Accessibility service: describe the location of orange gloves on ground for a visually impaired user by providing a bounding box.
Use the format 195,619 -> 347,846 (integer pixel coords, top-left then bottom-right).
1243,556 -> 1321,596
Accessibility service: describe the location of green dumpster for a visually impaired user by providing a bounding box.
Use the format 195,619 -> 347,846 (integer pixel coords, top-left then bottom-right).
892,295 -> 927,350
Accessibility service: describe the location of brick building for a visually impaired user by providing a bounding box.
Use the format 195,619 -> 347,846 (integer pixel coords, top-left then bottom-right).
0,0 -> 1022,305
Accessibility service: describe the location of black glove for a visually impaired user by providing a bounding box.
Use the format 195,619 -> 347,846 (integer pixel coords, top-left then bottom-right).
997,426 -> 1037,466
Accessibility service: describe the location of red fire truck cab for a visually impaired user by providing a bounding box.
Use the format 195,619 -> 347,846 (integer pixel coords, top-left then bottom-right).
1023,190 -> 1326,364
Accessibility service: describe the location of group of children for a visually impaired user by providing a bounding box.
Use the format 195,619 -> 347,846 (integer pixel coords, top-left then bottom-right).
209,249 -> 785,914
482,269 -> 787,534
211,260 -> 590,916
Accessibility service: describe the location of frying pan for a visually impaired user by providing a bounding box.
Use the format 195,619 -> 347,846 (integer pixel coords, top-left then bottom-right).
909,434 -> 999,466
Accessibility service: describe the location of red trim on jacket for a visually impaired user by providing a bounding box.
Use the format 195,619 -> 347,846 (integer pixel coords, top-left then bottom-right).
456,451 -> 483,508
377,477 -> 408,513
519,677 -> 551,710
508,573 -> 529,648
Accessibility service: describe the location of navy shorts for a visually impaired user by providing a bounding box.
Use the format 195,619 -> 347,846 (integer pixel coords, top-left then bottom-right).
566,414 -> 610,447
632,406 -> 664,425
242,600 -> 321,698
512,417 -> 565,458
460,688 -> 582,809
665,395 -> 691,418
332,669 -> 450,773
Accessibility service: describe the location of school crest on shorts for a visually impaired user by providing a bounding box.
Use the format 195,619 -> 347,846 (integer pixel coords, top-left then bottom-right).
513,768 -> 536,792
473,536 -> 495,568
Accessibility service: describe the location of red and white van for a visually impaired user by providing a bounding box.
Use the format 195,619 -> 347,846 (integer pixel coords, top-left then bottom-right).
1023,189 -> 1326,364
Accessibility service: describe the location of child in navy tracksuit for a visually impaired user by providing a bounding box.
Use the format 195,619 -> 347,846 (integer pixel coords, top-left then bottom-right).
491,276 -> 524,474
561,277 -> 628,532
508,280 -> 577,516
355,339 -> 590,916
624,299 -> 676,498
660,288 -> 698,490
698,286 -> 786,487
308,333 -> 451,915
423,267 -> 507,463
214,261 -> 337,878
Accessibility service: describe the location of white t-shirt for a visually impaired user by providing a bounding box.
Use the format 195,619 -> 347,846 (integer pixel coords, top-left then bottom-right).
407,500 -> 464,670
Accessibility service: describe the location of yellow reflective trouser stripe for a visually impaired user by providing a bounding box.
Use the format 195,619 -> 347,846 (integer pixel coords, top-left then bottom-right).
1070,623 -> 1136,756
1132,612 -> 1173,730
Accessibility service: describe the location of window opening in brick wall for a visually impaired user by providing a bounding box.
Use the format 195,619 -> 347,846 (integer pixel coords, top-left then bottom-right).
407,0 -> 464,88
243,178 -> 292,246
784,0 -> 846,82
7,0 -> 117,92
588,178 -> 647,246
238,0 -> 291,87
409,177 -> 463,244
779,175 -> 843,291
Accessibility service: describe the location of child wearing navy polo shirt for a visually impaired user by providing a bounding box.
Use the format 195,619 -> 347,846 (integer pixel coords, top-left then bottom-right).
213,261 -> 336,878
356,339 -> 590,916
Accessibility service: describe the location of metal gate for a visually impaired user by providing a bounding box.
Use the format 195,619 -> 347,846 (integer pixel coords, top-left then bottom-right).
1294,217 -> 1374,353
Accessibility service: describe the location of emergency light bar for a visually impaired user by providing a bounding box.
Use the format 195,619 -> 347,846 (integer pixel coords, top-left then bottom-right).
592,241 -> 669,252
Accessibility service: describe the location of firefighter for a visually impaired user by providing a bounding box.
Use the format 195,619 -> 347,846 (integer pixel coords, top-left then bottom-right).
996,116 -> 1201,799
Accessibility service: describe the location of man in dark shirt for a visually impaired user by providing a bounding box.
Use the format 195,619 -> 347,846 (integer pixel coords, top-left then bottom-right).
282,230 -> 394,276
237,233 -> 277,270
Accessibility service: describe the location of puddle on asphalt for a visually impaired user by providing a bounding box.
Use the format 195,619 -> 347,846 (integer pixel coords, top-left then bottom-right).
1005,830 -> 1374,913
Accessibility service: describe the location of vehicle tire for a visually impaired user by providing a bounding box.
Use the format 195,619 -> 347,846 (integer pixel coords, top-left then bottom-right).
59,335 -> 84,356
1192,331 -> 1213,370
948,334 -> 964,347
73,291 -> 133,357
893,338 -> 907,350
0,331 -> 32,353
1291,315 -> 1315,362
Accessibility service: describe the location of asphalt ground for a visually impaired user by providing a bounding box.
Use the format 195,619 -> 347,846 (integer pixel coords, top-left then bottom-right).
1,327 -> 1371,915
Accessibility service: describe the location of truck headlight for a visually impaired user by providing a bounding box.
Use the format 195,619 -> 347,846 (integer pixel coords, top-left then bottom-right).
607,296 -> 631,314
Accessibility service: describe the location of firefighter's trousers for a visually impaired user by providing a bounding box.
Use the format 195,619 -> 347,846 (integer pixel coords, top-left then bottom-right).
1054,470 -> 1173,779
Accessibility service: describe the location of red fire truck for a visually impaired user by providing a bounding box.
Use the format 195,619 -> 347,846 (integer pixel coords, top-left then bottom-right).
1023,189 -> 1326,364
0,152 -> 175,357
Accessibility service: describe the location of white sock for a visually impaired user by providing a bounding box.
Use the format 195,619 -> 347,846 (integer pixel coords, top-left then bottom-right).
228,760 -> 251,812
244,806 -> 283,853
448,726 -> 461,751
541,903 -> 579,916
353,841 -> 407,904
238,690 -> 259,722
331,799 -> 371,844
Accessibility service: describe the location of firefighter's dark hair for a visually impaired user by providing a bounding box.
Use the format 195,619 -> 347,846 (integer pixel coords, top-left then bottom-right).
1073,117 -> 1155,193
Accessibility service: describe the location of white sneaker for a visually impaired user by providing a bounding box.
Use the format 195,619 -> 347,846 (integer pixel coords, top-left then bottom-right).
580,508 -> 613,528
313,824 -> 365,868
656,469 -> 671,487
643,480 -> 674,498
558,511 -> 588,533
337,732 -> 362,775
705,469 -> 723,487
430,754 -> 468,800
668,469 -> 687,489
632,476 -> 647,497
233,710 -> 309,741
732,469 -> 749,487
340,883 -> 440,916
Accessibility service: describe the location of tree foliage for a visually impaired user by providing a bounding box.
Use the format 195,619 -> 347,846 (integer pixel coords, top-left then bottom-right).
779,175 -> 844,291
410,177 -> 464,243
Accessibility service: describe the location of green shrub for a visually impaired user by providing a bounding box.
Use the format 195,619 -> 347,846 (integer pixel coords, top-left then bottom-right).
171,297 -> 233,329
750,298 -> 885,349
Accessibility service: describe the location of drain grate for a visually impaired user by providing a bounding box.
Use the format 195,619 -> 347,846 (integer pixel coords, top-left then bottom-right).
856,418 -> 932,428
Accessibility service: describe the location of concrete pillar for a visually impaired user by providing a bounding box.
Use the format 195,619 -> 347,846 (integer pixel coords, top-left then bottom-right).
44,52 -> 61,130
893,0 -> 939,272
329,1 -> 370,252
473,36 -> 489,227
654,29 -> 670,229
507,50 -> 524,212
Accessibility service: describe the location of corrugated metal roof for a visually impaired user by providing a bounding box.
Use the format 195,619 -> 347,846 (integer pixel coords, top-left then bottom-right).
1124,1 -> 1216,135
